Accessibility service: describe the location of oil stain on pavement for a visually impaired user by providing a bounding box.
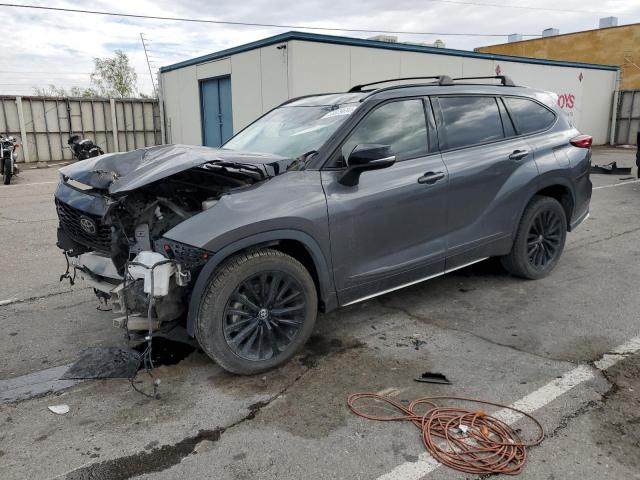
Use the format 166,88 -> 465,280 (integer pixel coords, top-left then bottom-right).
592,353 -> 640,470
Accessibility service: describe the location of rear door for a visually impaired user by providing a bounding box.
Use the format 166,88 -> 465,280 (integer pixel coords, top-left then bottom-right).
433,95 -> 538,269
321,98 -> 449,305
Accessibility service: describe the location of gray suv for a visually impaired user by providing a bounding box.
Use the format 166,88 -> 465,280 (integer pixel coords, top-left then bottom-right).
54,75 -> 592,374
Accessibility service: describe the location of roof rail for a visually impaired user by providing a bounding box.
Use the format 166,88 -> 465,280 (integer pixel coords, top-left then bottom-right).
348,75 -> 453,92
452,75 -> 516,86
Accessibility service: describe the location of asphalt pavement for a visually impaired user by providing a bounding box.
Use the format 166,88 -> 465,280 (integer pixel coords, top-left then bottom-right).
1,147 -> 639,480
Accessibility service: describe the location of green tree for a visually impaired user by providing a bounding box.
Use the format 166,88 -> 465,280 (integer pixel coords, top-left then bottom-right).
32,85 -> 100,97
69,86 -> 99,97
90,50 -> 137,98
32,84 -> 68,97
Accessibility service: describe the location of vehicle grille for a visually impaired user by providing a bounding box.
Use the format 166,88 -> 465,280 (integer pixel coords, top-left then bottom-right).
55,199 -> 112,253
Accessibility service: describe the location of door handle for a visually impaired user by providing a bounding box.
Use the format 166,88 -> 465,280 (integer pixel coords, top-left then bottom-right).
417,171 -> 446,185
509,149 -> 529,161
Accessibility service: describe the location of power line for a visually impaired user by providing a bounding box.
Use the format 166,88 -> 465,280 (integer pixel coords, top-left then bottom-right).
0,3 -> 542,37
0,83 -> 91,85
0,70 -> 154,75
415,0 -> 612,14
0,71 -> 94,74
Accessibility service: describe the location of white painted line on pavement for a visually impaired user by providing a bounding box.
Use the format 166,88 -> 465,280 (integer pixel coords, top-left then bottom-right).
594,336 -> 640,370
377,454 -> 441,480
593,179 -> 640,190
492,364 -> 595,425
375,334 -> 640,480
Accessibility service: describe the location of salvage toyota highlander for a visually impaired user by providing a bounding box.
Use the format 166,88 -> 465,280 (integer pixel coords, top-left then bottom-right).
54,75 -> 592,374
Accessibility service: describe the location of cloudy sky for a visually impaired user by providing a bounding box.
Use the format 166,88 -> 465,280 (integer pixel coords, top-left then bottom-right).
1,0 -> 638,96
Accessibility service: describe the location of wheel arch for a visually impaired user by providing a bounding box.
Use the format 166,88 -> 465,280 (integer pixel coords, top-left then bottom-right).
513,178 -> 575,239
186,230 -> 337,336
535,183 -> 574,229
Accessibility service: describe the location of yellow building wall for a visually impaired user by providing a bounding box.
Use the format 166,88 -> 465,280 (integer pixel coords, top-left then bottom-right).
477,24 -> 639,90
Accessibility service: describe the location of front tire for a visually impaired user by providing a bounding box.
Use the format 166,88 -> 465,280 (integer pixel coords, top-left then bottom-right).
501,196 -> 567,279
195,248 -> 318,375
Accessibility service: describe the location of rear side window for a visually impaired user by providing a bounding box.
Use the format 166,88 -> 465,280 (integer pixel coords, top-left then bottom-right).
438,96 -> 504,149
504,97 -> 556,134
340,99 -> 428,162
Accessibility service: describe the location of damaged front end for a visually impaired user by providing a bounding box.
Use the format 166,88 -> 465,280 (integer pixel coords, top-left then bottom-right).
54,144 -> 288,330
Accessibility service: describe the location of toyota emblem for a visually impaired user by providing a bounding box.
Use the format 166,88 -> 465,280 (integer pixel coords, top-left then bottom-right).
79,216 -> 97,235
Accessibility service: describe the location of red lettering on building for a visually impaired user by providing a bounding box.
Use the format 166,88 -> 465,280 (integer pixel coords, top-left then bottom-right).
557,94 -> 575,109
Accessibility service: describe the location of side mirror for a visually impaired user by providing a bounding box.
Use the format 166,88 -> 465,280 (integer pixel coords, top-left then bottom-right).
338,144 -> 396,186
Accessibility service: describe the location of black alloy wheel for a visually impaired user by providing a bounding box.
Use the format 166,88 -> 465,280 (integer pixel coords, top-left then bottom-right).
223,271 -> 306,361
196,248 -> 318,375
501,195 -> 567,280
527,209 -> 563,269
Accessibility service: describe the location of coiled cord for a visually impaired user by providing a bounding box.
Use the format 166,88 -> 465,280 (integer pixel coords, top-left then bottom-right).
347,393 -> 544,475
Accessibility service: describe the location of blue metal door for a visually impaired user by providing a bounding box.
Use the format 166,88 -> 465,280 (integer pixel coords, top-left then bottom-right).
200,76 -> 233,147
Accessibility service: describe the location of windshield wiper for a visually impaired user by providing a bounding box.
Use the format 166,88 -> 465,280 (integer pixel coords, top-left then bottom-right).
203,161 -> 266,180
289,150 -> 317,170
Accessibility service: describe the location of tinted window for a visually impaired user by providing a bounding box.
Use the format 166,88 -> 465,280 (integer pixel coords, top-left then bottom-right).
439,96 -> 504,149
341,99 -> 428,162
504,97 -> 556,134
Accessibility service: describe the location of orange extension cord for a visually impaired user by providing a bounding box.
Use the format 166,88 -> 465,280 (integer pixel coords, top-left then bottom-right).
347,393 -> 544,475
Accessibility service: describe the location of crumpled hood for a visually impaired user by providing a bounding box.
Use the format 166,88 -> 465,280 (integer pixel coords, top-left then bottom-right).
59,144 -> 293,194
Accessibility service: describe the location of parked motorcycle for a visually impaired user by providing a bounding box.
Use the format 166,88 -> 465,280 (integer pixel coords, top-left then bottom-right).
68,135 -> 104,161
1,136 -> 19,185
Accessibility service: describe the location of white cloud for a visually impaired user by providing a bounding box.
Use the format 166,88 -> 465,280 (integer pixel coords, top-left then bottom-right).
0,0 -> 637,95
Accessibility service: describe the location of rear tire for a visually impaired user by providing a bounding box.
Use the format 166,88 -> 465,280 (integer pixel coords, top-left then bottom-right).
195,248 -> 318,375
3,159 -> 11,185
501,196 -> 567,279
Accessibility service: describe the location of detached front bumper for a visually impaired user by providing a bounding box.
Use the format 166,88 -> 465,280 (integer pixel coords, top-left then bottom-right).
71,252 -> 122,293
70,250 -> 189,326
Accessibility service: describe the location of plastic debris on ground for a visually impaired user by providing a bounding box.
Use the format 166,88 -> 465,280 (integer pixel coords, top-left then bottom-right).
590,161 -> 632,175
414,371 -> 452,384
61,347 -> 141,380
48,404 -> 70,415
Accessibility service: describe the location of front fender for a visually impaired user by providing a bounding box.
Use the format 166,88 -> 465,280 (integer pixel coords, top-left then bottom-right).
185,229 -> 336,336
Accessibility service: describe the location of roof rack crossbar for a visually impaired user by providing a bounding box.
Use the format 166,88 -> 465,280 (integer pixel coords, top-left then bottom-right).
348,75 -> 453,92
452,75 -> 516,86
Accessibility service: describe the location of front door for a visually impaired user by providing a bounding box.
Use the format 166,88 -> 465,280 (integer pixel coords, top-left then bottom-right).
321,98 -> 448,305
200,76 -> 233,147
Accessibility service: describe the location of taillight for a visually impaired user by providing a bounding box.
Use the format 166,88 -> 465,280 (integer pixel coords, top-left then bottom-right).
570,135 -> 592,149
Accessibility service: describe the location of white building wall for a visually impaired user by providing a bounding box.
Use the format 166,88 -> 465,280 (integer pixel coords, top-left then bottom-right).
289,42 -> 616,144
161,65 -> 200,145
259,45 -> 289,112
228,50 -> 263,130
161,39 -> 617,145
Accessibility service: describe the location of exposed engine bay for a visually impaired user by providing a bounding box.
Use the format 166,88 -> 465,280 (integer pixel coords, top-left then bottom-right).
54,145 -> 291,329
100,164 -> 264,271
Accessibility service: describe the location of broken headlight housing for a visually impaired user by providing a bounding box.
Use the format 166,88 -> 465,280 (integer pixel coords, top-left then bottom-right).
154,238 -> 212,271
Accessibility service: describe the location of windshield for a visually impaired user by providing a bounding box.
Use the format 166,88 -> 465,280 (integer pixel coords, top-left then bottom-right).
223,103 -> 359,158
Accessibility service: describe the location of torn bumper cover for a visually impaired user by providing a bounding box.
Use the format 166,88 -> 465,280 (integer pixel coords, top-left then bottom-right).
69,249 -> 196,322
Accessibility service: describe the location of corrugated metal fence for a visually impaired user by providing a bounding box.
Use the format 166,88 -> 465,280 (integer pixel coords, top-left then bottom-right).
0,96 -> 161,163
614,90 -> 639,145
